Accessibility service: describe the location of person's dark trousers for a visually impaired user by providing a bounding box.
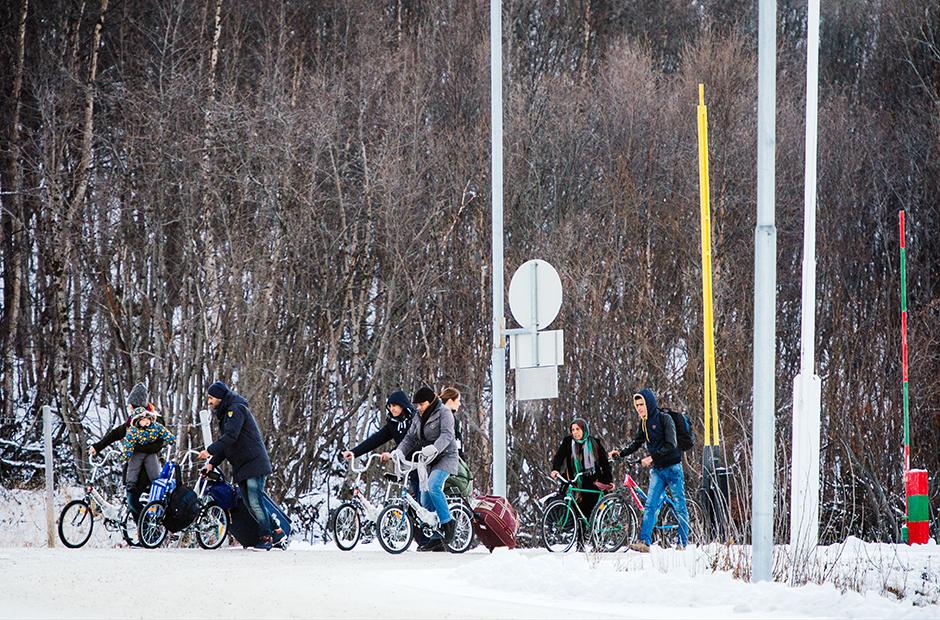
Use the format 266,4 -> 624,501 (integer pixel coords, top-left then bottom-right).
408,470 -> 429,546
125,487 -> 142,520
239,475 -> 274,536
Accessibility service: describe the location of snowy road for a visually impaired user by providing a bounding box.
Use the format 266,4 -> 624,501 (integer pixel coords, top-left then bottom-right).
0,543 -> 936,619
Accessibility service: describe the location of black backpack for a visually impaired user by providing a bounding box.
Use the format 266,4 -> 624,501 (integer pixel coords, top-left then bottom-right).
162,484 -> 201,532
662,408 -> 695,451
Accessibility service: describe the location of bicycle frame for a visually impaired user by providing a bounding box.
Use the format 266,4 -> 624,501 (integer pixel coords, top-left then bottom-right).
83,451 -> 127,525
551,471 -> 605,530
390,452 -> 456,531
620,468 -> 680,516
347,453 -> 402,523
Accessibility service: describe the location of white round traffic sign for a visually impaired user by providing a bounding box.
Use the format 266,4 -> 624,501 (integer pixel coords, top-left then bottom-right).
508,259 -> 563,329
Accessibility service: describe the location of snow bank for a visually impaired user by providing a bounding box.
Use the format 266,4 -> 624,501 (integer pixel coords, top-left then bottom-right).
1,488 -> 938,618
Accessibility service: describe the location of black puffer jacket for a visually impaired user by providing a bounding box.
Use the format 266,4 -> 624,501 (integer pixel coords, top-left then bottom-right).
350,390 -> 416,457
207,386 -> 272,483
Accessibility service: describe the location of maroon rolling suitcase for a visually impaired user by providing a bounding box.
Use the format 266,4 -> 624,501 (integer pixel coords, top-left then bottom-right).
472,495 -> 519,551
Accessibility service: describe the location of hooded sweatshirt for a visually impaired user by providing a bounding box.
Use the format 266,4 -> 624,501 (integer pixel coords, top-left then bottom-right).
350,390 -> 416,457
619,388 -> 681,469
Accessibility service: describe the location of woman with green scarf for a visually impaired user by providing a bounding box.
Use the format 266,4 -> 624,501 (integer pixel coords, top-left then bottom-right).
550,418 -> 613,529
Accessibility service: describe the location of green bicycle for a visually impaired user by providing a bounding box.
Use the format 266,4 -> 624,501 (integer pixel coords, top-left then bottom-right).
540,471 -> 613,552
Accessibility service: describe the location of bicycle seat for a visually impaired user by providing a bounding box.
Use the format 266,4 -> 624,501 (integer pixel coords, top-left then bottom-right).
594,481 -> 615,492
383,472 -> 403,483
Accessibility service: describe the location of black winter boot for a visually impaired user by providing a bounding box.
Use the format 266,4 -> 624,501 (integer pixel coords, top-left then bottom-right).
442,519 -> 456,545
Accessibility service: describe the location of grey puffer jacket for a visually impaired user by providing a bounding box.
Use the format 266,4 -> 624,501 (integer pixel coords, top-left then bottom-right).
396,398 -> 458,475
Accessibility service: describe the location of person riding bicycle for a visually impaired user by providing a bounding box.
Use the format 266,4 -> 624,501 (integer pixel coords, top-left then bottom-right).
343,390 -> 419,498
550,418 -> 612,547
388,386 -> 458,552
88,383 -> 170,519
343,390 -> 415,460
608,388 -> 690,552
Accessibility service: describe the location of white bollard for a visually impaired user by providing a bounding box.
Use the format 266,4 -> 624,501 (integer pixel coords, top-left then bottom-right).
42,405 -> 55,547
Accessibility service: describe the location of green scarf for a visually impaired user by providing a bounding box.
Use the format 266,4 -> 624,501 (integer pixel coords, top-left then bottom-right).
570,419 -> 595,475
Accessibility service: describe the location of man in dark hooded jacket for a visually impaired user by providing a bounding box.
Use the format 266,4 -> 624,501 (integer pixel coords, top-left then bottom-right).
197,381 -> 275,550
342,390 -> 415,460
609,388 -> 690,552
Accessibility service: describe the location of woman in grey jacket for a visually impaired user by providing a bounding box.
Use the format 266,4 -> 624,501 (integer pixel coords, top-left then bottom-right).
388,386 -> 458,550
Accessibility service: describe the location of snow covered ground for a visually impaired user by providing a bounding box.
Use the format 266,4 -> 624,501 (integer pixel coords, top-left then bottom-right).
1,489 -> 938,619
0,541 -> 937,619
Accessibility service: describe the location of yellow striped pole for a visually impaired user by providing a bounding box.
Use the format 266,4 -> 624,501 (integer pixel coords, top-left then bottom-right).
697,84 -> 729,540
697,84 -> 720,446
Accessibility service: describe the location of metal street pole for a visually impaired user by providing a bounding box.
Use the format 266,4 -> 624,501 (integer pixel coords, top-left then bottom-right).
490,0 -> 507,497
789,0 -> 822,565
752,0 -> 778,583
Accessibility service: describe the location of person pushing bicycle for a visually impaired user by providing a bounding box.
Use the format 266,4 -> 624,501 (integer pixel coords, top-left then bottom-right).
608,388 -> 690,552
550,418 -> 612,549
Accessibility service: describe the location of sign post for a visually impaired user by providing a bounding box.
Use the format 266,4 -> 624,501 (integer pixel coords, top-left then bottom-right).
507,259 -> 565,401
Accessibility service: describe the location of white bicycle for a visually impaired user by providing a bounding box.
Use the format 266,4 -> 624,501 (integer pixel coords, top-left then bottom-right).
375,452 -> 474,554
58,450 -> 141,548
332,453 -> 406,551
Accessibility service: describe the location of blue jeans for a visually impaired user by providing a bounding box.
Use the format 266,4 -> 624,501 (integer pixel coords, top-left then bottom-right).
420,469 -> 452,528
239,475 -> 274,537
639,463 -> 689,546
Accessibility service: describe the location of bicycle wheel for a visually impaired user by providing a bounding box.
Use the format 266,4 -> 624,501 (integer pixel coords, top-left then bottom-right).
59,499 -> 95,548
376,504 -> 413,554
682,499 -> 701,545
590,494 -> 635,552
196,501 -> 229,550
445,503 -> 474,554
120,507 -> 139,547
332,502 -> 361,551
654,504 -> 678,548
541,499 -> 578,552
138,501 -> 168,549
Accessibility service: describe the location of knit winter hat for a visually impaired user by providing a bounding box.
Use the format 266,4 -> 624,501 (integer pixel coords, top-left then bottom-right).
128,383 -> 148,408
207,381 -> 230,399
412,386 -> 436,405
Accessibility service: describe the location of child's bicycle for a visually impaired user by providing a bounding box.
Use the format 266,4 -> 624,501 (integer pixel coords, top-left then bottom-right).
374,451 -> 475,554
58,449 -> 141,548
137,449 -> 232,549
540,470 -> 614,552
590,455 -> 701,552
331,453 -> 406,551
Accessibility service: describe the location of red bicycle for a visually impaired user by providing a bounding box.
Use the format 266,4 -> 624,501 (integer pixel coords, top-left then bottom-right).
590,455 -> 701,552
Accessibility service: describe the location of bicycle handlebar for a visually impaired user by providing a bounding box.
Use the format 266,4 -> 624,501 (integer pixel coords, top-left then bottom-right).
547,470 -> 586,486
390,450 -> 430,476
348,452 -> 383,474
611,453 -> 642,465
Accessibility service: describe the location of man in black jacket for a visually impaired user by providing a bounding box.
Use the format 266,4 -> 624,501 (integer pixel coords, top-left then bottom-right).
342,390 -> 415,460
197,381 -> 275,550
609,388 -> 690,552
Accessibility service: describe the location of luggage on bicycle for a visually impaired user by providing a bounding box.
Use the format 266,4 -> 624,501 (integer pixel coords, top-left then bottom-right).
444,457 -> 473,500
162,484 -> 201,532
206,479 -> 238,511
229,489 -> 292,548
472,495 -> 518,551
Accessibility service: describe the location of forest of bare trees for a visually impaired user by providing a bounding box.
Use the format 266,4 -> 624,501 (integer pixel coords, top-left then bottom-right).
1,0 -> 938,543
